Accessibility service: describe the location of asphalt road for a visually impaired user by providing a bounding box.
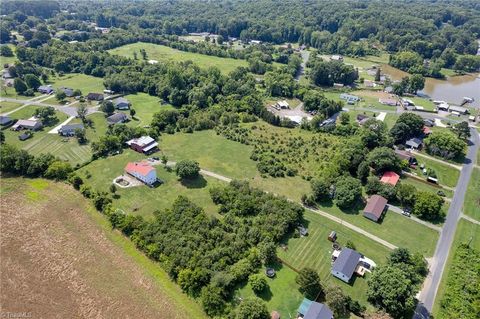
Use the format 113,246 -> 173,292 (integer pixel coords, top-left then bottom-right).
416,127 -> 479,315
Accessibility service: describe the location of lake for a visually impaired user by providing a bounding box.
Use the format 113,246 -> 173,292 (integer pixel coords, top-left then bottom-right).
381,64 -> 480,108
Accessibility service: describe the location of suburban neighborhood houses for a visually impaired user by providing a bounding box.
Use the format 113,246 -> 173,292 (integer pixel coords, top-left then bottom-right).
1,1 -> 479,319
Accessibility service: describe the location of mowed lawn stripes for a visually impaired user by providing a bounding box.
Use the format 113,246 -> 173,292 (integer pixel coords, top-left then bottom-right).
24,134 -> 92,165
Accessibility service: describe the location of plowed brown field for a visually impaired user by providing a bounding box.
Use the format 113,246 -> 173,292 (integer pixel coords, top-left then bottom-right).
0,177 -> 206,319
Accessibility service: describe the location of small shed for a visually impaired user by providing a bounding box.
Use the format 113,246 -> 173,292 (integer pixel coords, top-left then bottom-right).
328,231 -> 337,242
18,132 -> 32,141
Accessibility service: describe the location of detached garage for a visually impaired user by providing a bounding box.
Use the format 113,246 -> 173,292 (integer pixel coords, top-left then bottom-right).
363,195 -> 388,222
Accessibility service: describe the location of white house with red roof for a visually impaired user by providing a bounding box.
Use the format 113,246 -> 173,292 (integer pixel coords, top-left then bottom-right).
124,162 -> 157,185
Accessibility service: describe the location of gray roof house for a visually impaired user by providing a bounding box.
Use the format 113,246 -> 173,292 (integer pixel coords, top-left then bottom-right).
0,115 -> 13,126
60,87 -> 75,97
114,97 -> 131,110
331,248 -> 361,283
298,299 -> 333,319
107,112 -> 128,125
86,92 -> 104,101
58,123 -> 84,136
38,85 -> 54,94
304,302 -> 334,319
406,137 -> 423,150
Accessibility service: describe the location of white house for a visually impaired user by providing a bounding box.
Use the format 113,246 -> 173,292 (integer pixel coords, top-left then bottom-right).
331,248 -> 362,283
124,162 -> 157,185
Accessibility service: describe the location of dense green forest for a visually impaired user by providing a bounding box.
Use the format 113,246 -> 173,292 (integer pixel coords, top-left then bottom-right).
2,0 -> 480,57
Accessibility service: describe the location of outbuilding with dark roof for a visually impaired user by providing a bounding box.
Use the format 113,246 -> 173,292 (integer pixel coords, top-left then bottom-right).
363,195 -> 388,222
331,248 -> 361,283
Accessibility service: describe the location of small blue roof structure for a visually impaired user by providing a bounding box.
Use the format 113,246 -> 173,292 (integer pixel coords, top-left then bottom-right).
298,298 -> 313,316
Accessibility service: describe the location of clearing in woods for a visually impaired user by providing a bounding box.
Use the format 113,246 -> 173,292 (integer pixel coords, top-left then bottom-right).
0,177 -> 206,319
108,42 -> 248,74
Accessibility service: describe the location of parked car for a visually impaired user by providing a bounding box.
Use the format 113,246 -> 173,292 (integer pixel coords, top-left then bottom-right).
402,207 -> 412,217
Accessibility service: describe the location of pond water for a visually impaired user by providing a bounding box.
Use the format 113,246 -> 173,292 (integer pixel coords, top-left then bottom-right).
381,64 -> 480,108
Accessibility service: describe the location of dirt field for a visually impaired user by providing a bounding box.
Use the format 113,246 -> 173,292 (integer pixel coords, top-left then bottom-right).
0,177 -> 206,319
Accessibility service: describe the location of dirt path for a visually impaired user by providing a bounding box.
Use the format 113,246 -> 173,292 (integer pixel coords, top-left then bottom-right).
0,178 -> 205,319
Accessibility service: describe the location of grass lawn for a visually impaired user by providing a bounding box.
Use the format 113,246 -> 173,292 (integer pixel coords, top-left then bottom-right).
161,130 -> 257,179
383,113 -> 399,129
277,209 -> 391,308
0,44 -> 18,65
47,73 -> 105,94
409,157 -> 460,188
315,203 -> 439,256
77,149 -> 224,218
0,101 -> 23,114
1,86 -> 43,100
235,263 -> 304,319
123,93 -> 174,127
251,175 -> 311,202
401,177 -> 453,199
432,219 -> 480,317
108,42 -> 248,74
463,168 -> 480,220
407,97 -> 436,112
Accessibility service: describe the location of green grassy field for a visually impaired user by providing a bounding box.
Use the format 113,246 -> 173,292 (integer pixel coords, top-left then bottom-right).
1,86 -> 43,100
406,97 -> 436,112
277,209 -> 392,307
235,263 -> 304,319
432,219 -> 480,316
0,44 -> 18,65
409,157 -> 460,188
48,73 -> 105,94
0,101 -> 23,114
123,93 -> 174,127
401,177 -> 453,199
108,42 -> 248,74
315,203 -> 439,256
161,130 -> 258,179
463,168 -> 480,220
77,149 -> 224,217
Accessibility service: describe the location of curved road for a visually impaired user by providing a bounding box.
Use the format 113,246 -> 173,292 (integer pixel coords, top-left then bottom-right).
415,127 -> 479,316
